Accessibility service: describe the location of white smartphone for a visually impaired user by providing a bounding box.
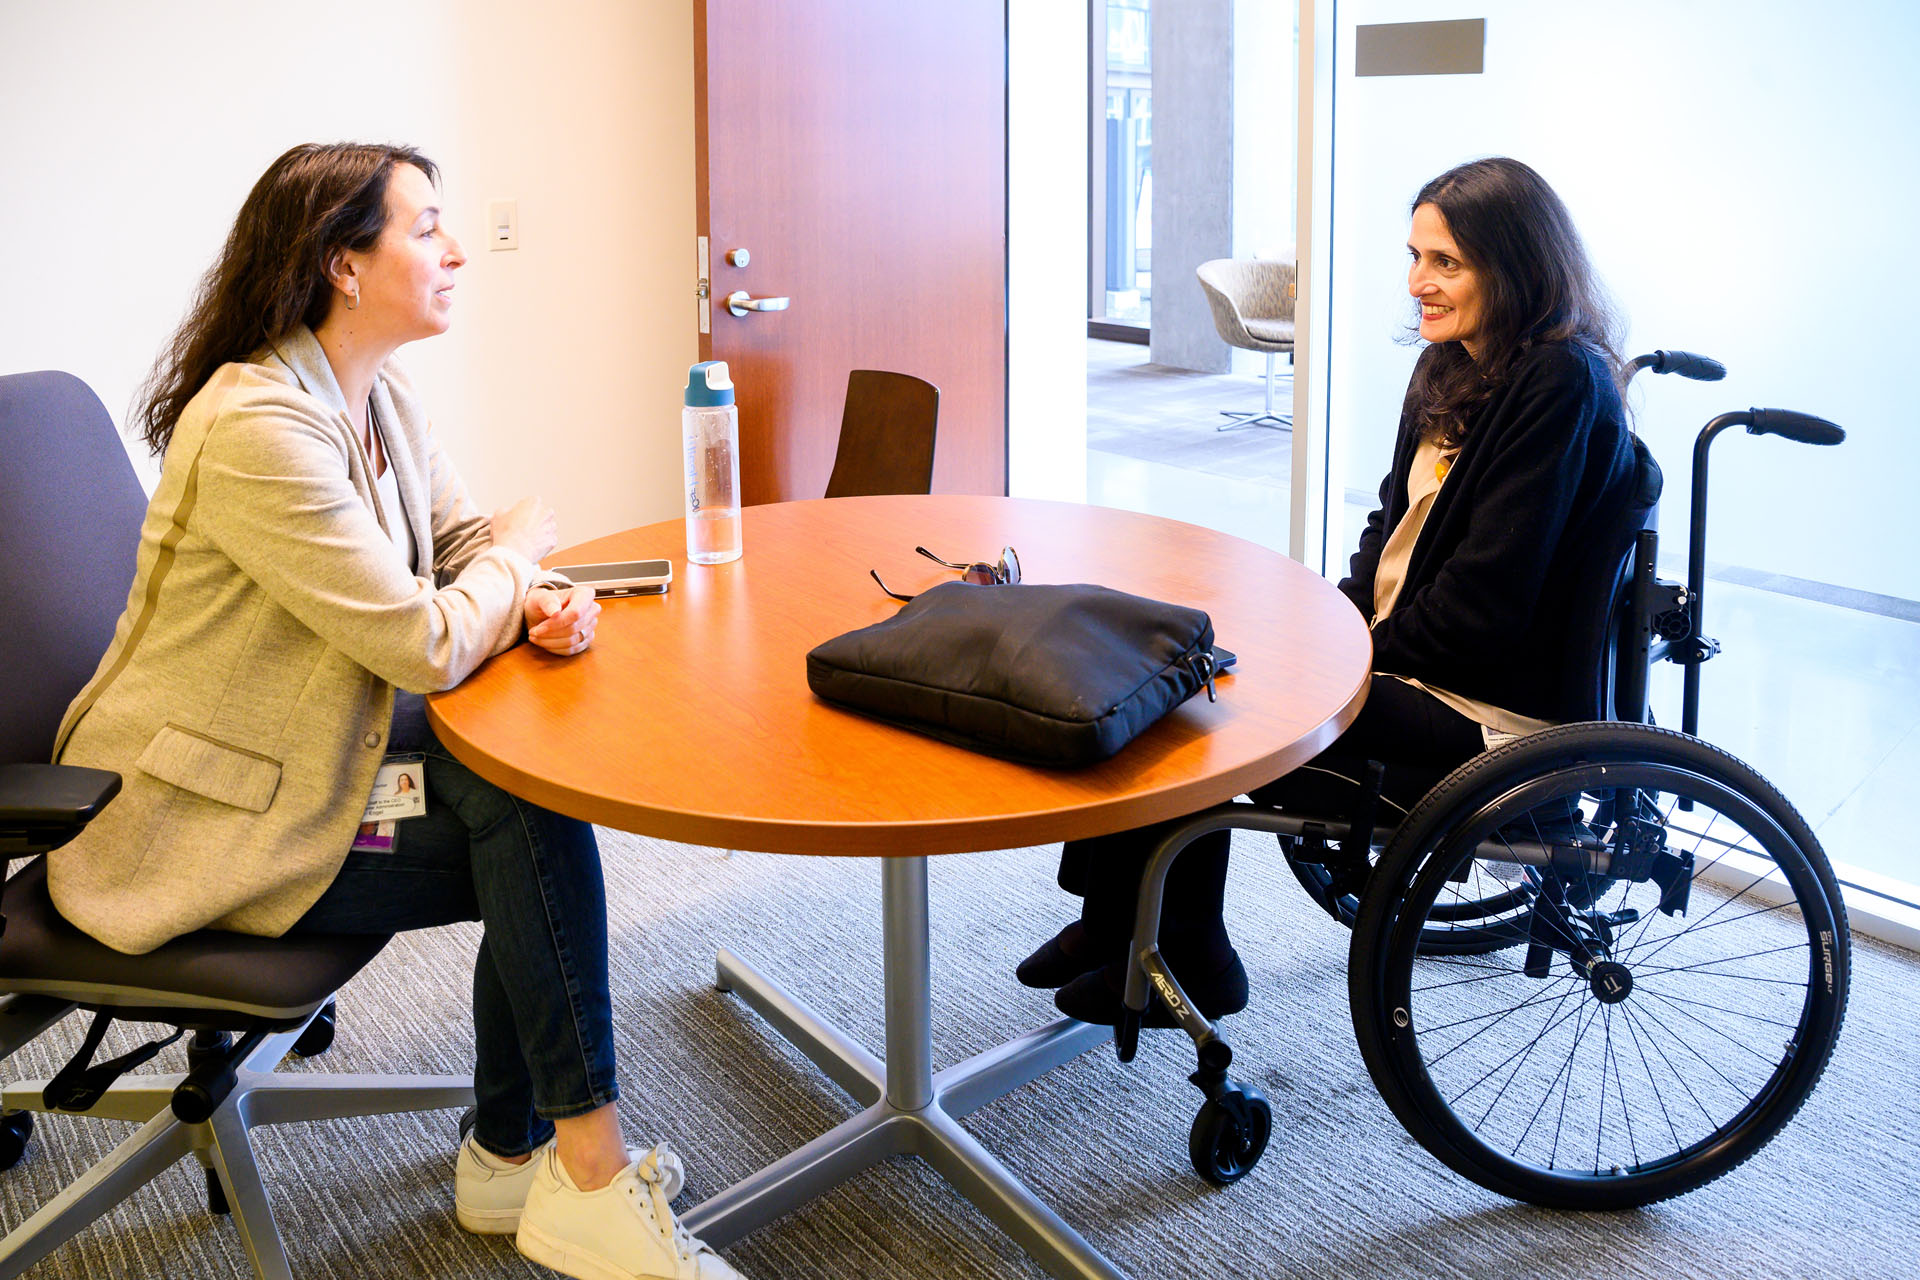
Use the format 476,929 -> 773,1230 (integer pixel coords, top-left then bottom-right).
550,558 -> 673,597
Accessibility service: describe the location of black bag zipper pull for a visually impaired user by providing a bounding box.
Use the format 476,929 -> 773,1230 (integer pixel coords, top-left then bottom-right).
1186,650 -> 1218,703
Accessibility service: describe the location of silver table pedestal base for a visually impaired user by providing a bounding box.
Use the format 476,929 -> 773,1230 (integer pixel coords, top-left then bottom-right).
684,856 -> 1126,1280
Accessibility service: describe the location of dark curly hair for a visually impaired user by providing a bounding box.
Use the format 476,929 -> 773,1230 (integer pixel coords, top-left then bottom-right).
135,142 -> 439,455
1405,157 -> 1623,446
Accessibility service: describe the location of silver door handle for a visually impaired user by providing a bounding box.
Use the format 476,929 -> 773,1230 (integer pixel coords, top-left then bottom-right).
725,290 -> 790,317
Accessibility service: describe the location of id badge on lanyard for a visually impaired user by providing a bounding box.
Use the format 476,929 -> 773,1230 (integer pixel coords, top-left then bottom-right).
351,753 -> 428,852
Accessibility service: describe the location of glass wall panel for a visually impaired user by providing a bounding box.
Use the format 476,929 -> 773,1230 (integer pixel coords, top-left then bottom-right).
1087,1 -> 1299,554
1324,0 -> 1920,899
1103,0 -> 1153,324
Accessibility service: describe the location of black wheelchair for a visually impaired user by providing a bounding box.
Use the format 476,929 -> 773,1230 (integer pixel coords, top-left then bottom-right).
1113,350 -> 1852,1209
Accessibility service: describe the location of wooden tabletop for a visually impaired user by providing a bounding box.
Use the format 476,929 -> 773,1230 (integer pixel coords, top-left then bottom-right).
427,495 -> 1370,856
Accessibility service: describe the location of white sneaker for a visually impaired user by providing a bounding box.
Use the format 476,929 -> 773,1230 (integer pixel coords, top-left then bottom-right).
456,1135 -> 685,1236
516,1145 -> 743,1280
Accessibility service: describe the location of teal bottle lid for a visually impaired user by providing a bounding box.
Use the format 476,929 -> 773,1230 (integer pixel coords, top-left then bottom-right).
685,360 -> 735,407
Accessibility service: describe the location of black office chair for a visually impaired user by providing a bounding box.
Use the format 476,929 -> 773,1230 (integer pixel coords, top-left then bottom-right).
823,369 -> 939,498
0,371 -> 473,1280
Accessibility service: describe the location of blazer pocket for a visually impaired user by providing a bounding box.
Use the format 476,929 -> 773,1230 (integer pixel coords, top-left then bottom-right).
135,723 -> 283,814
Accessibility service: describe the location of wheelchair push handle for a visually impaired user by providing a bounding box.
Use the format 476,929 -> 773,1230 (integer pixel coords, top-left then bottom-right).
1747,407 -> 1846,447
1679,405 -> 1848,737
1625,349 -> 1728,382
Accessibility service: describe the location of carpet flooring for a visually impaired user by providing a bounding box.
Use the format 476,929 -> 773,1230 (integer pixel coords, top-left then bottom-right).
2,827 -> 1916,1279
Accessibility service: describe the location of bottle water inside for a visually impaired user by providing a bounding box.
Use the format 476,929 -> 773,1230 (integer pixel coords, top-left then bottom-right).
683,362 -> 742,565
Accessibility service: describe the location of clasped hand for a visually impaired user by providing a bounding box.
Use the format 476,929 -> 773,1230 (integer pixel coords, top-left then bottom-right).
524,585 -> 600,656
493,495 -> 596,655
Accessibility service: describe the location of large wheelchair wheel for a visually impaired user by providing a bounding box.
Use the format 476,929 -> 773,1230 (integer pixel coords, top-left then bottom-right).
1348,722 -> 1849,1209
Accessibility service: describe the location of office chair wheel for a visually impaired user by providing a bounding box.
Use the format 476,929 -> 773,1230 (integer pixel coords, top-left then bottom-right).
0,1110 -> 33,1171
1188,1083 -> 1271,1186
1349,722 -> 1850,1209
291,999 -> 336,1058
1282,837 -> 1536,957
205,1166 -> 230,1216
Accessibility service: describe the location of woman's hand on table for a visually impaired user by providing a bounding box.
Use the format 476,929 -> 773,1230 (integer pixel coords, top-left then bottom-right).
524,585 -> 600,656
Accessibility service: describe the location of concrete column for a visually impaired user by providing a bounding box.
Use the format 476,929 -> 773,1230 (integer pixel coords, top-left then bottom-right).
1149,0 -> 1233,373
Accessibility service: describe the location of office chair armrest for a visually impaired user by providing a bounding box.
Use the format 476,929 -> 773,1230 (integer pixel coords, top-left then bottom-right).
0,763 -> 121,858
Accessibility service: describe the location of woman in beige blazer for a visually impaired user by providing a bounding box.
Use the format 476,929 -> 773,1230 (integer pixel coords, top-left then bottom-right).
53,143 -> 743,1280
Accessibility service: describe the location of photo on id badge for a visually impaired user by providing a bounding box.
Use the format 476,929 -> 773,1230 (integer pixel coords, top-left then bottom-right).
353,754 -> 427,852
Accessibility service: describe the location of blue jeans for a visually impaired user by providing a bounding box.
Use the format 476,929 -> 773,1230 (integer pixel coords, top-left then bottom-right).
288,721 -> 617,1158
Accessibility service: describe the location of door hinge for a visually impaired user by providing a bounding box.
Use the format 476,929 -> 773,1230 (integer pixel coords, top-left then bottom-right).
697,236 -> 711,335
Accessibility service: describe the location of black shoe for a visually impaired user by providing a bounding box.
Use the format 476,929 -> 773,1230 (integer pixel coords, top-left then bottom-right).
1015,922 -> 1105,989
1054,951 -> 1249,1028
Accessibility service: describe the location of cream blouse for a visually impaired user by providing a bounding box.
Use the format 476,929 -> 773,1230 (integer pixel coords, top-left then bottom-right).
1371,434 -> 1555,742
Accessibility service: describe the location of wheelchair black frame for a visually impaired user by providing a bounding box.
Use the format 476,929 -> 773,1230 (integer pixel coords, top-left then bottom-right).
1106,354 -> 1851,1203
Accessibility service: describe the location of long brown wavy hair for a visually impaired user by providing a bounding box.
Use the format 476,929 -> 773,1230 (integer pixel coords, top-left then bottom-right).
1405,157 -> 1623,446
135,142 -> 438,455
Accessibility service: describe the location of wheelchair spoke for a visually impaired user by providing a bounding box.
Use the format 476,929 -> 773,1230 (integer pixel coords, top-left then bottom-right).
1545,997 -> 1605,1168
1440,978 -> 1585,1108
1625,998 -> 1752,1100
1497,990 -> 1605,1159
1626,986 -> 1802,1030
1634,966 -> 1807,988
1470,992 -> 1578,1129
1630,986 -> 1788,1066
1619,1001 -> 1721,1131
1593,1005 -> 1613,1171
1412,958 -> 1538,990
1625,884 -> 1800,970
1620,1001 -> 1683,1153
1420,972 -> 1584,1050
1618,897 -> 1801,958
1599,1004 -> 1642,1174
1630,941 -> 1810,983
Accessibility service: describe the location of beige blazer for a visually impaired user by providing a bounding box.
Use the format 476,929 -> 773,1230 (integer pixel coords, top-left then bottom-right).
52,327 -> 544,954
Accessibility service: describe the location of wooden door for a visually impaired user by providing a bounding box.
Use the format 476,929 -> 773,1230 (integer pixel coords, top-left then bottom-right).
695,0 -> 1007,505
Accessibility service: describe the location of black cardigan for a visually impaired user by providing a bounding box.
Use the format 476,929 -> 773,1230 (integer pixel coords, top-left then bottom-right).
1339,339 -> 1633,724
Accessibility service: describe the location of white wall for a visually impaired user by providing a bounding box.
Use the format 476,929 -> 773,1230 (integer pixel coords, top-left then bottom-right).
0,0 -> 696,546
1008,0 -> 1089,503
1325,0 -> 1915,601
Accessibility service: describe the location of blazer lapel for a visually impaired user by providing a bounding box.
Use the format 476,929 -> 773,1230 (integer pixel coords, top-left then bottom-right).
368,372 -> 432,577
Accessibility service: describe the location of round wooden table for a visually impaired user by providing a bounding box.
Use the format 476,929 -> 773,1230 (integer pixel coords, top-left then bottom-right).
429,495 -> 1369,1280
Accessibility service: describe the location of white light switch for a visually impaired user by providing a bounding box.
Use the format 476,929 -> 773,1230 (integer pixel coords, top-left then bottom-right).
487,199 -> 518,251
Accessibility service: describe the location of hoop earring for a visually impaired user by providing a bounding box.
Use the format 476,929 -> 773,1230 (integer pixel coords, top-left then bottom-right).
345,289 -> 359,311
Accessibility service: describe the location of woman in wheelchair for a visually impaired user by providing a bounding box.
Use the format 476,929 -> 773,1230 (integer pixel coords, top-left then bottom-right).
1022,156 -> 1638,1027
50,144 -> 744,1280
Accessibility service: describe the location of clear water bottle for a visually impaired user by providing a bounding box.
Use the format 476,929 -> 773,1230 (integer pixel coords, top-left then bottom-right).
682,360 -> 742,565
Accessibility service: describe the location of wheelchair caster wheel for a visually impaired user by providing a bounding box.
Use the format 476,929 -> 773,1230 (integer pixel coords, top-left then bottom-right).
205,1166 -> 230,1216
0,1110 -> 33,1170
1188,1082 -> 1270,1186
458,1106 -> 478,1143
292,1000 -> 336,1058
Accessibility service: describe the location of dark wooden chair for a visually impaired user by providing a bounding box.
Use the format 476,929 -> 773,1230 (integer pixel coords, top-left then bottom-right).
823,370 -> 940,498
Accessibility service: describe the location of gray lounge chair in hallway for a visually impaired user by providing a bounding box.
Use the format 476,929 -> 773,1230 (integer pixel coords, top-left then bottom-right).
1196,257 -> 1295,431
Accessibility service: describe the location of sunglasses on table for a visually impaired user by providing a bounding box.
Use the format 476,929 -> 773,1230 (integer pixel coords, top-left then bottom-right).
870,545 -> 1021,602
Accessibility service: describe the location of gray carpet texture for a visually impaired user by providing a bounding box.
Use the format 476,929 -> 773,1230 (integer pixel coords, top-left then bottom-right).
2,826 -> 1916,1280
